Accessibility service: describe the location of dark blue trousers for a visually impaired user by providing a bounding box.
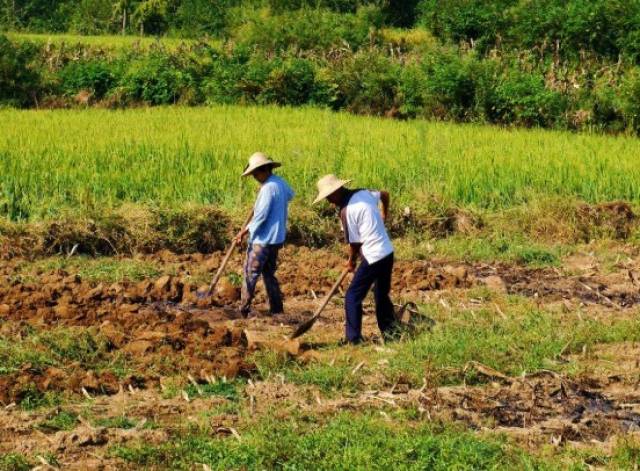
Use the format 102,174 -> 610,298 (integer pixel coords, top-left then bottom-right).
345,252 -> 396,343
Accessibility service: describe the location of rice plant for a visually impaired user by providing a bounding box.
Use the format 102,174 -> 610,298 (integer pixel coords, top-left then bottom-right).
2,105 -> 640,220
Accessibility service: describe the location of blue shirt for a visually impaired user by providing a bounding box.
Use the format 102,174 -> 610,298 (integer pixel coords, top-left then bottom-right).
248,175 -> 295,245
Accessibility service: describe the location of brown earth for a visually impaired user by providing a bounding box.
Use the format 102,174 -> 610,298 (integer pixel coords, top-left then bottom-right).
2,246 -> 640,406
2,246 -> 640,466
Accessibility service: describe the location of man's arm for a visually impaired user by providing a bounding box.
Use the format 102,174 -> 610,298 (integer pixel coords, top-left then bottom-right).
234,187 -> 272,244
346,243 -> 362,272
379,190 -> 390,223
233,209 -> 254,244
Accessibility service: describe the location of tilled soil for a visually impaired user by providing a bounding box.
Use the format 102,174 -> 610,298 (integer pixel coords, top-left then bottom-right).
2,247 -> 640,467
2,247 -> 640,406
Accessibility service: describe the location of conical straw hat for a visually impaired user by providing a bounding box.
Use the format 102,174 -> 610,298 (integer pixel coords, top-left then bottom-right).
313,174 -> 352,204
241,152 -> 281,177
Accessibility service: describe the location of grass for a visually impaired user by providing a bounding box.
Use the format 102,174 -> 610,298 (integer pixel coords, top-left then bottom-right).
0,453 -> 31,471
14,256 -> 161,283
110,413 -> 552,470
396,233 -> 567,266
6,32 -> 204,51
95,416 -> 138,429
253,294 -> 640,390
2,106 -> 640,222
185,379 -> 243,401
36,410 -> 79,432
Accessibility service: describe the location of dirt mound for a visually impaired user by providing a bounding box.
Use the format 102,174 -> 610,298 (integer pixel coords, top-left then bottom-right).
576,201 -> 637,240
0,271 -> 256,404
424,370 -> 640,443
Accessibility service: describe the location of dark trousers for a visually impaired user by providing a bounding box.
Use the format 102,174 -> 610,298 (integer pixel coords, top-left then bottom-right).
240,243 -> 284,315
345,252 -> 396,343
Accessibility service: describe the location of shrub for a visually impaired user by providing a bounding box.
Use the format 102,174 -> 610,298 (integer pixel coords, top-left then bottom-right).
422,53 -> 478,121
591,75 -> 626,133
173,0 -> 235,37
201,49 -> 249,104
0,35 -> 41,107
418,0 -> 516,50
58,60 -> 119,99
397,62 -> 429,118
478,65 -> 567,128
508,0 -> 640,60
238,54 -> 281,103
230,7 -> 378,53
121,52 -> 194,105
331,50 -> 400,115
259,58 -> 320,106
621,67 -> 640,134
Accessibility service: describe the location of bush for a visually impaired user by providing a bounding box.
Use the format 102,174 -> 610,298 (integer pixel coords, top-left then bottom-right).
591,75 -> 626,133
478,65 -> 567,128
173,0 -> 235,37
418,0 -> 516,50
237,54 -> 281,103
58,60 -> 119,99
621,67 -> 640,134
397,62 -> 430,118
230,7 -> 379,53
202,48 -> 249,104
507,0 -> 640,60
0,35 -> 41,107
331,50 -> 400,115
422,53 -> 478,121
121,53 -> 194,105
259,58 -> 322,106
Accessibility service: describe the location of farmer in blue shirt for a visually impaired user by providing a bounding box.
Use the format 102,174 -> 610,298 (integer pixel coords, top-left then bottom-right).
234,152 -> 295,317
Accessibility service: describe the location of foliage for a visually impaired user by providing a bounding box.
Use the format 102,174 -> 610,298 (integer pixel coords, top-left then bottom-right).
121,52 -> 193,104
0,34 -> 41,107
58,59 -> 119,99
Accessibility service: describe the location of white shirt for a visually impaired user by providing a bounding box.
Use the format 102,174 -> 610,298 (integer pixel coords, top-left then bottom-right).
340,190 -> 394,264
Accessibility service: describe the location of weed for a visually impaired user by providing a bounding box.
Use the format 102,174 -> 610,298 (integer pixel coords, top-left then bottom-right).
95,416 -> 137,429
36,410 -> 79,432
0,453 -> 31,471
110,413 -> 554,470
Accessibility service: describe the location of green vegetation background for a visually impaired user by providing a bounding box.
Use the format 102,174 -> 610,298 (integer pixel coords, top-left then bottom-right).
2,1 -> 640,134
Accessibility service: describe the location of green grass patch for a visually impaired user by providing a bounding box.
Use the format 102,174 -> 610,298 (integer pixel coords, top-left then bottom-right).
0,327 -> 111,374
19,387 -> 64,411
95,416 -> 137,429
36,410 -> 79,432
3,106 -> 640,220
431,235 -> 565,266
0,453 -> 31,471
111,413 -> 551,470
252,296 -> 640,391
185,379 -> 243,401
380,298 -> 640,385
253,351 -> 362,394
16,256 -> 161,283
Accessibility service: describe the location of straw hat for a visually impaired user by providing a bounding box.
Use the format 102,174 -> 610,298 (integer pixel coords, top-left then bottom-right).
313,174 -> 352,204
241,152 -> 281,177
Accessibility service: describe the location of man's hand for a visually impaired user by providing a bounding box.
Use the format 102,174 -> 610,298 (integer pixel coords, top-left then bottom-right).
345,258 -> 356,273
233,229 -> 248,245
346,243 -> 360,272
379,190 -> 390,224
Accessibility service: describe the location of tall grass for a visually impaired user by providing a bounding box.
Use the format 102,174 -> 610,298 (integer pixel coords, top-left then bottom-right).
6,32 -> 203,51
2,105 -> 640,220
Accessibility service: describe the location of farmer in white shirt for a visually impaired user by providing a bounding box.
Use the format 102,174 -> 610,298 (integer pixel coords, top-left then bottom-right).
314,174 -> 398,344
234,152 -> 295,317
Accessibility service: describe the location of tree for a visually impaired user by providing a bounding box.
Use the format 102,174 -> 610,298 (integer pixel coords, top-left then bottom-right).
132,0 -> 167,35
112,0 -> 138,35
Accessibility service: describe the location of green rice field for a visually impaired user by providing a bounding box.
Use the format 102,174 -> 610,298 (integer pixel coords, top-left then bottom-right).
2,105 -> 640,220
